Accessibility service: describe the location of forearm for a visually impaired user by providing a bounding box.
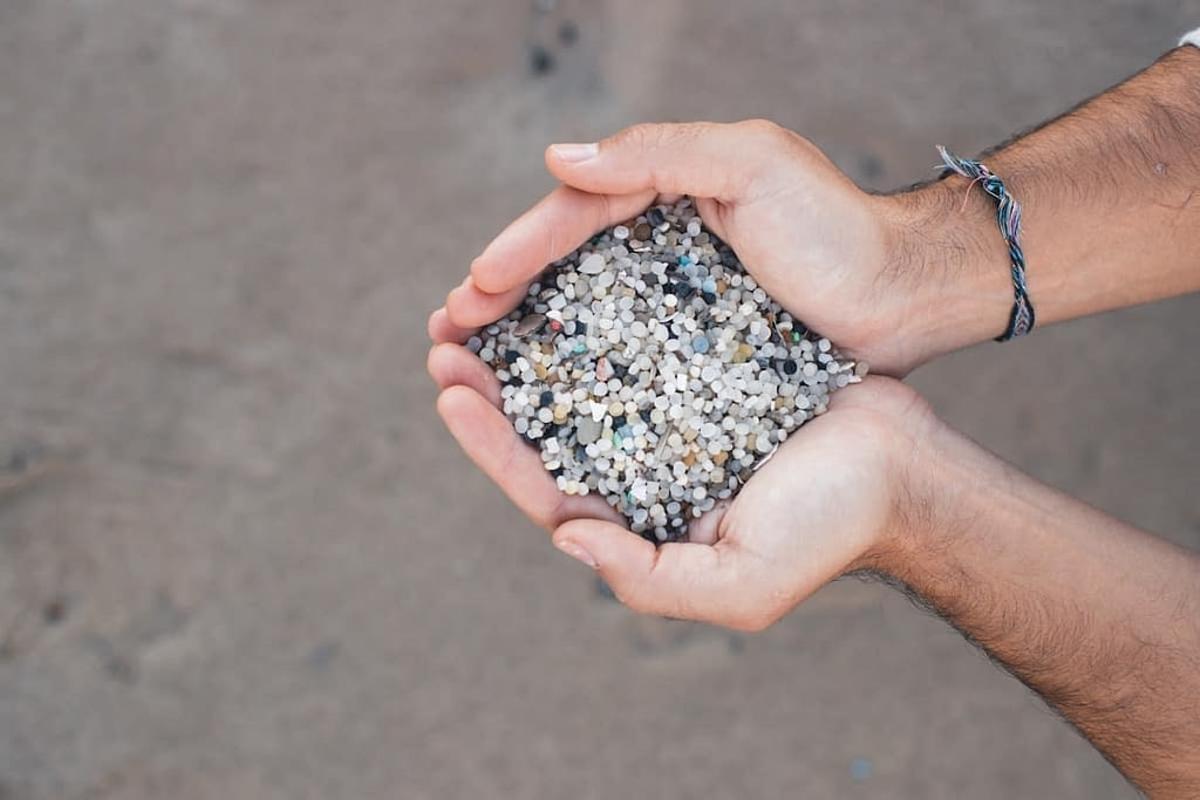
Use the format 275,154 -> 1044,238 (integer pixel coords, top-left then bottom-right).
867,425 -> 1200,795
894,45 -> 1200,356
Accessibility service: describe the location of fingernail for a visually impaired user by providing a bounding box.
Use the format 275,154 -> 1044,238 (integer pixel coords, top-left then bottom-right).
556,539 -> 597,569
550,142 -> 598,163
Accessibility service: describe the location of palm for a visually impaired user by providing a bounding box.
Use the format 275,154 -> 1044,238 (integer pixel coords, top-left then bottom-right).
711,379 -> 922,616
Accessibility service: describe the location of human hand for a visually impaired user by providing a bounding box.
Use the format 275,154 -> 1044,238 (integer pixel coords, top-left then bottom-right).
429,120 -> 993,376
428,337 -> 943,631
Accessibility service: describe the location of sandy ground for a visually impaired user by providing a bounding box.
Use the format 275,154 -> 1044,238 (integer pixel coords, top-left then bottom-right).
1,1 -> 1198,798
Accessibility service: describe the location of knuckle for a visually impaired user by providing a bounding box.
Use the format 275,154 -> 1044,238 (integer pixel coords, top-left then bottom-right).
669,121 -> 708,146
738,117 -> 783,138
613,123 -> 660,152
613,122 -> 709,154
738,118 -> 805,150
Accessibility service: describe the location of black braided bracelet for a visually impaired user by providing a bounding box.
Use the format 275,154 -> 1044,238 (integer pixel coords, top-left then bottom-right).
936,146 -> 1035,341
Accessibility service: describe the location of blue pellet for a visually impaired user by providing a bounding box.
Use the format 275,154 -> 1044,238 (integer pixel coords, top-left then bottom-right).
692,335 -> 710,354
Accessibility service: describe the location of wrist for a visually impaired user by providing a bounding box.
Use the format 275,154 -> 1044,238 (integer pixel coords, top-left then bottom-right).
852,406 -> 994,584
876,179 -> 1017,364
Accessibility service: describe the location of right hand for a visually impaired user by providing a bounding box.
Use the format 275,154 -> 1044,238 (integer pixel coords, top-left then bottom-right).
430,120 -> 968,375
428,333 -> 946,632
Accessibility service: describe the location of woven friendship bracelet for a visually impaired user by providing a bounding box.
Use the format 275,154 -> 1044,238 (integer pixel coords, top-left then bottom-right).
936,146 -> 1035,341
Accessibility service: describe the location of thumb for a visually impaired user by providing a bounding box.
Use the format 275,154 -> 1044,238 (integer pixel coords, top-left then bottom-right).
552,519 -> 778,631
545,120 -> 794,201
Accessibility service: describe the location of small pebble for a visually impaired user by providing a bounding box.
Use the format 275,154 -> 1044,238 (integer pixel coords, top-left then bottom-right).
515,313 -> 546,337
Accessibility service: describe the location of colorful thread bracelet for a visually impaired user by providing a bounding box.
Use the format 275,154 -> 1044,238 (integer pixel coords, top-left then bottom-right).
936,146 -> 1035,341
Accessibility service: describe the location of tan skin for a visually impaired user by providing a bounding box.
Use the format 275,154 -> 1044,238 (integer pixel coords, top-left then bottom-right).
428,46 -> 1200,795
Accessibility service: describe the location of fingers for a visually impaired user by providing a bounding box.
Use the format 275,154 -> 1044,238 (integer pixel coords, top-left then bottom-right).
552,519 -> 779,631
427,306 -> 476,345
445,276 -> 529,329
693,196 -> 730,242
546,120 -> 795,201
426,343 -> 501,406
451,120 -> 799,332
686,500 -> 730,546
468,185 -> 657,296
436,385 -> 622,531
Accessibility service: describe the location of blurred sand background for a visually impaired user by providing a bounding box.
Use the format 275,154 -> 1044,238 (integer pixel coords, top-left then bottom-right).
2,1 -> 1198,797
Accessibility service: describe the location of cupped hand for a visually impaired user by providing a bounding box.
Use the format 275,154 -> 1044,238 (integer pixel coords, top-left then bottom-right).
428,340 -> 942,631
430,120 -> 951,376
